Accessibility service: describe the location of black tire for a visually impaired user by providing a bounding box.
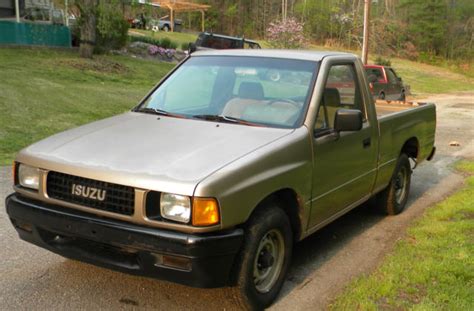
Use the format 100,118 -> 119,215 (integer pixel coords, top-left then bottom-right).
163,25 -> 170,32
231,205 -> 293,310
399,90 -> 406,102
377,153 -> 412,215
379,92 -> 386,100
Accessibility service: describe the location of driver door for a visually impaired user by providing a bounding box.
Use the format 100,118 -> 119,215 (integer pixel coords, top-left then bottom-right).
309,64 -> 378,229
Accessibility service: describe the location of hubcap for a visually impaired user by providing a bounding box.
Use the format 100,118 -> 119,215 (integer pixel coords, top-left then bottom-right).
394,166 -> 408,204
253,229 -> 285,293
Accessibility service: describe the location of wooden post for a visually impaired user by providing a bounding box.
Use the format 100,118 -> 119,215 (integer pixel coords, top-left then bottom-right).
15,0 -> 20,23
362,0 -> 371,65
170,8 -> 174,32
201,10 -> 205,32
65,0 -> 69,26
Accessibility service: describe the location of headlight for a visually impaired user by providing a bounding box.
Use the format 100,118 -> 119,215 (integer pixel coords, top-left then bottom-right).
160,193 -> 191,223
18,164 -> 40,190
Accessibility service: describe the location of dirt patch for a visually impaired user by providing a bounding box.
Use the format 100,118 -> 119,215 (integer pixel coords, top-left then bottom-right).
119,298 -> 139,306
58,58 -> 129,74
396,284 -> 427,305
451,103 -> 474,109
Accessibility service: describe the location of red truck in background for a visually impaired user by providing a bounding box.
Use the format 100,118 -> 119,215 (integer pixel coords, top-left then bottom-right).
365,65 -> 406,101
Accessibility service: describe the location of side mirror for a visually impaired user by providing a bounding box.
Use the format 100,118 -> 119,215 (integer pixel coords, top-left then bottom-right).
397,77 -> 402,82
368,74 -> 378,83
188,43 -> 197,54
334,109 -> 363,132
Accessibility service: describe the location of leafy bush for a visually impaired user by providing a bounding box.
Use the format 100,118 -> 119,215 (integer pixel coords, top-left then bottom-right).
169,41 -> 178,50
160,37 -> 172,49
266,18 -> 306,49
148,45 -> 176,59
375,56 -> 392,67
180,42 -> 188,51
95,0 -> 129,52
129,35 -> 161,46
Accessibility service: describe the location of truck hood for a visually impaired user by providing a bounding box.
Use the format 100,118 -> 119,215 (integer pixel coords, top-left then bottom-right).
17,112 -> 293,195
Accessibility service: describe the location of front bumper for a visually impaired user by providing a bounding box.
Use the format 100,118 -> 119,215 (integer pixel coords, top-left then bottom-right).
6,193 -> 243,288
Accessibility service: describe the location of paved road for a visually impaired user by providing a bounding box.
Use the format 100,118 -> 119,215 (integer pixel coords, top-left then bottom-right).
0,93 -> 472,310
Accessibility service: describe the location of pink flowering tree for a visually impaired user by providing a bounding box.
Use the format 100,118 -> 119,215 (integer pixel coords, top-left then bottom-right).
266,18 -> 306,49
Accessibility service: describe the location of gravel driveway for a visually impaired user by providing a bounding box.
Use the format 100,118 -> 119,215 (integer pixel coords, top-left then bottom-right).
0,93 -> 472,310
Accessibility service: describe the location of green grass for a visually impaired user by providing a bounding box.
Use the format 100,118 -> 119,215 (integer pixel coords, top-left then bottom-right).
391,58 -> 474,95
0,47 -> 174,165
330,160 -> 474,310
129,29 -> 198,49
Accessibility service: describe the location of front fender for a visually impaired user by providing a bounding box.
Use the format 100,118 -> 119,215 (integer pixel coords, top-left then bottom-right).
193,127 -> 313,231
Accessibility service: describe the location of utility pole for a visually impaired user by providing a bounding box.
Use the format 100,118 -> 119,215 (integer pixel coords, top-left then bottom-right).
282,0 -> 287,22
65,0 -> 69,26
15,0 -> 20,23
362,0 -> 371,64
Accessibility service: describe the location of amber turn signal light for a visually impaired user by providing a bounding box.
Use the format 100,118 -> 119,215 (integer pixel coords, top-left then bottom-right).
12,161 -> 17,185
192,197 -> 220,227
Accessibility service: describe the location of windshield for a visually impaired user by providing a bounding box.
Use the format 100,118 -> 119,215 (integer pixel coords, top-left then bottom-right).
138,56 -> 319,128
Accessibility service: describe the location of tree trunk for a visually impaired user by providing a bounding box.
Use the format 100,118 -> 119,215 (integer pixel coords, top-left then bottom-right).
79,0 -> 97,59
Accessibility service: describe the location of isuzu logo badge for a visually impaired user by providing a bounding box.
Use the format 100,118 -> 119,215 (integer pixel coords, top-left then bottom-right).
71,184 -> 106,201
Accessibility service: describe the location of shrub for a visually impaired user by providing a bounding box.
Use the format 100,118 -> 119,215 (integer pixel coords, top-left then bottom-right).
266,18 -> 306,49
129,35 -> 161,46
180,42 -> 188,51
95,0 -> 129,52
375,56 -> 392,67
169,41 -> 178,50
148,45 -> 176,59
160,37 -> 172,49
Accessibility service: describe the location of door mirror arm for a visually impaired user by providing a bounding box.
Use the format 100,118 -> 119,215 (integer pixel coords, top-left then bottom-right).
314,128 -> 340,142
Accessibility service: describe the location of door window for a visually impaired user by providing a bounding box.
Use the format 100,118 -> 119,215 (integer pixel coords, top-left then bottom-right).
386,68 -> 397,83
315,64 -> 365,132
365,68 -> 384,82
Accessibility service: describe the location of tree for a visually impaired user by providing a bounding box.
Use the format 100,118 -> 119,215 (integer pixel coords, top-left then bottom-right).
76,0 -> 98,58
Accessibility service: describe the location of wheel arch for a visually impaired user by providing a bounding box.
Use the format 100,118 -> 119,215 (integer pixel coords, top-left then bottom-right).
401,136 -> 419,160
246,188 -> 304,242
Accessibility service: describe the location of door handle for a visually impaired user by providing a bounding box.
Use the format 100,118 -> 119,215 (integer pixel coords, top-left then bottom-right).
363,137 -> 371,148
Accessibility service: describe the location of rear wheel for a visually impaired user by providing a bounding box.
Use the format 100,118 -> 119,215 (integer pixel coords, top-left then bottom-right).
399,90 -> 406,102
163,25 -> 170,32
231,205 -> 292,310
377,153 -> 412,215
379,92 -> 386,100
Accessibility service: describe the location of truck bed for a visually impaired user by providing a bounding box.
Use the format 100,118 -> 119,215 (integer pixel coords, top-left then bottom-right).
375,100 -> 429,117
373,99 -> 436,192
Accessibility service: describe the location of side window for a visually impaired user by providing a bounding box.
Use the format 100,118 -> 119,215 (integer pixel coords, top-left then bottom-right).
386,68 -> 397,83
315,64 -> 365,132
366,68 -> 384,81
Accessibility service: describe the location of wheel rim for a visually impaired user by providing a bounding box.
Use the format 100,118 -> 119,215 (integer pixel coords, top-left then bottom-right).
253,229 -> 285,293
394,166 -> 408,204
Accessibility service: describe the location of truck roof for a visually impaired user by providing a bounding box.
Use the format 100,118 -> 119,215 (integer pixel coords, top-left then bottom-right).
199,32 -> 260,44
364,65 -> 386,69
192,49 -> 356,61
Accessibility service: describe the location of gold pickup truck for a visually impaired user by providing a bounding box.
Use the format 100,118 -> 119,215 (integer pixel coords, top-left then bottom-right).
6,50 -> 436,310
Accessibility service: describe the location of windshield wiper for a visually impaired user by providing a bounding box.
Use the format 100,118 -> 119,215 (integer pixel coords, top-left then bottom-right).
139,107 -> 187,118
192,114 -> 261,126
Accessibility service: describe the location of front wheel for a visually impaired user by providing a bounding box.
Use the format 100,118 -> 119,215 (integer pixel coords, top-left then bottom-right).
377,153 -> 412,215
231,206 -> 292,310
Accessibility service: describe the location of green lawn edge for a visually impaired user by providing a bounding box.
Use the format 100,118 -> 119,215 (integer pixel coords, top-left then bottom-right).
330,160 -> 474,310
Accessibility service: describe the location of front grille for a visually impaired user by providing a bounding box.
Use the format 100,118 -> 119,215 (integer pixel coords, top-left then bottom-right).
46,171 -> 135,216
